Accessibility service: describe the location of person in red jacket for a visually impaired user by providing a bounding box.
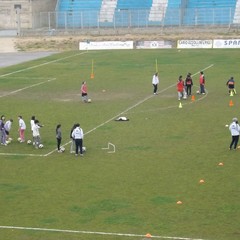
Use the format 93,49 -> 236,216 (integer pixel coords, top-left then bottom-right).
199,71 -> 205,94
177,75 -> 185,100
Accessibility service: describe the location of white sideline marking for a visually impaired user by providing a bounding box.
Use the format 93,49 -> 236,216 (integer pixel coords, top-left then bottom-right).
0,153 -> 43,157
0,78 -> 56,98
0,225 -> 206,240
0,52 -> 88,78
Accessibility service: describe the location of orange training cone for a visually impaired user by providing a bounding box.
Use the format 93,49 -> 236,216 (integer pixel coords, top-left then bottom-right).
90,73 -> 94,79
191,95 -> 195,101
229,100 -> 234,107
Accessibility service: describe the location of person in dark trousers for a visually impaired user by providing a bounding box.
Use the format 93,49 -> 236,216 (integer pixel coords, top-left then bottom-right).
71,123 -> 84,156
56,124 -> 62,152
185,73 -> 193,96
70,123 -> 77,153
152,72 -> 159,95
199,71 -> 206,94
226,76 -> 236,95
229,117 -> 240,150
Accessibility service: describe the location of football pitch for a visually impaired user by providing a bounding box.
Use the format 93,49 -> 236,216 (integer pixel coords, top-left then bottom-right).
0,49 -> 239,240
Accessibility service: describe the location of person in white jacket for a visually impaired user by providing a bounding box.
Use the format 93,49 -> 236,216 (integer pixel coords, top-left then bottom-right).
71,123 -> 84,156
229,117 -> 240,150
152,72 -> 159,95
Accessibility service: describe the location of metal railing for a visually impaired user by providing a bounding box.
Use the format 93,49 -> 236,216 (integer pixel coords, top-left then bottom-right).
31,7 -> 239,30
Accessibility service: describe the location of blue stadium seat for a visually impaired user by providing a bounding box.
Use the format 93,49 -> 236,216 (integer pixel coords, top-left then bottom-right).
57,0 -> 102,27
115,0 -> 152,27
164,0 -> 182,26
183,0 -> 236,25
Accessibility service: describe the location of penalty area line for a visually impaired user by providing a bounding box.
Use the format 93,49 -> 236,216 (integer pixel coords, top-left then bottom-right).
0,225 -> 206,240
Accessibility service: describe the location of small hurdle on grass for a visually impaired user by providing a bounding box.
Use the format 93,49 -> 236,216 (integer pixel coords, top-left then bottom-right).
102,142 -> 116,153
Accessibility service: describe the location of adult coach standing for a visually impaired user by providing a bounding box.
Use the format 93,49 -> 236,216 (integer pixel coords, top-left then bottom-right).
152,72 -> 159,95
229,118 -> 240,150
71,123 -> 84,156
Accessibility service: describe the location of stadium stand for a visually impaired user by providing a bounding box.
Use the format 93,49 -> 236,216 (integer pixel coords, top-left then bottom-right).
99,0 -> 117,23
233,0 -> 240,23
149,0 -> 168,22
184,0 -> 236,25
163,0 -> 182,25
56,0 -> 238,28
57,0 -> 102,27
114,0 -> 152,27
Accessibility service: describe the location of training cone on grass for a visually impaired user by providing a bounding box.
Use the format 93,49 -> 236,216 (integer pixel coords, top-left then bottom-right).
229,100 -> 234,107
90,73 -> 94,79
179,102 -> 182,108
218,162 -> 224,166
177,201 -> 183,205
191,95 -> 195,101
145,233 -> 152,238
199,179 -> 205,183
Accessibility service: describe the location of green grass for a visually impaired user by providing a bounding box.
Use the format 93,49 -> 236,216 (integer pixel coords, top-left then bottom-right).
0,49 -> 239,240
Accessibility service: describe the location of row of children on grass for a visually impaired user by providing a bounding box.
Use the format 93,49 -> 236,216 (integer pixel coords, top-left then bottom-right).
0,115 -> 84,156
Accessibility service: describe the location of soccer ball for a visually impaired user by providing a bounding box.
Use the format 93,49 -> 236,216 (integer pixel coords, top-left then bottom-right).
27,140 -> 32,144
38,144 -> 44,149
8,138 -> 13,142
88,99 -> 91,103
196,90 -> 200,94
6,140 -> 10,145
17,137 -> 22,142
60,146 -> 65,152
82,146 -> 86,152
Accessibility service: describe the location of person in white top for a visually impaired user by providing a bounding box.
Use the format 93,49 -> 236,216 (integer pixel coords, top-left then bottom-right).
71,123 -> 84,156
18,115 -> 26,142
32,119 -> 43,148
152,72 -> 159,95
4,119 -> 13,140
30,116 -> 35,132
229,117 -> 240,150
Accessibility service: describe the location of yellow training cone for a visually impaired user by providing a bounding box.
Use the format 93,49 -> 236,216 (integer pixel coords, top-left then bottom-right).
177,200 -> 182,205
179,102 -> 182,108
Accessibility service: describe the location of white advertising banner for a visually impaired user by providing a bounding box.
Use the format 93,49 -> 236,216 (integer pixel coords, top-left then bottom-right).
79,41 -> 134,50
136,41 -> 172,49
177,40 -> 212,49
213,39 -> 240,48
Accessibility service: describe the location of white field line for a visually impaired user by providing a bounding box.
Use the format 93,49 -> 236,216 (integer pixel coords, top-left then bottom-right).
0,225 -> 206,240
0,52 -> 88,78
0,153 -> 44,157
44,64 -> 214,157
0,77 -> 56,98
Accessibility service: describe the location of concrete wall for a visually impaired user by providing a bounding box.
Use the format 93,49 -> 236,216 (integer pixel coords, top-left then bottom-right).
0,0 -> 57,30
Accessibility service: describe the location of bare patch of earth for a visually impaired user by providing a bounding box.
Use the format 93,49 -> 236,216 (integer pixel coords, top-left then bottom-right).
13,28 -> 240,52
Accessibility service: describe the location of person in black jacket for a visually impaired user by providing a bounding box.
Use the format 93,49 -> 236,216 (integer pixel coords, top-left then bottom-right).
185,73 -> 193,96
